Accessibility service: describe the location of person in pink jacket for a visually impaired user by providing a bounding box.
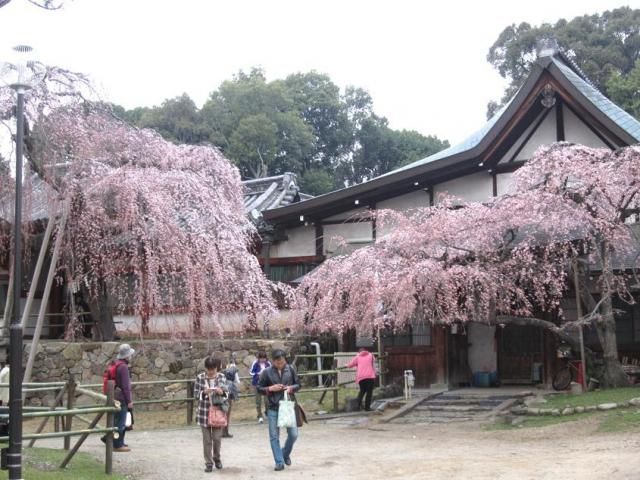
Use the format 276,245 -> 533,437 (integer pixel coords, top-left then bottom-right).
347,348 -> 377,411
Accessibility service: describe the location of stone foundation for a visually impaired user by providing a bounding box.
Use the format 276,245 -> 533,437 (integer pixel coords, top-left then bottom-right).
25,338 -> 302,408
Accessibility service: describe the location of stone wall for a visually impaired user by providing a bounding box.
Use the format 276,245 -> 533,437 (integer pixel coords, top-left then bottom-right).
25,338 -> 302,408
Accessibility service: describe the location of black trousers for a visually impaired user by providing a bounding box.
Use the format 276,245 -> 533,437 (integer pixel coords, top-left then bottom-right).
357,378 -> 375,410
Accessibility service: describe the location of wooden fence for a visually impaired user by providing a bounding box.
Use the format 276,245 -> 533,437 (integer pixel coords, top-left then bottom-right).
0,352 -> 386,475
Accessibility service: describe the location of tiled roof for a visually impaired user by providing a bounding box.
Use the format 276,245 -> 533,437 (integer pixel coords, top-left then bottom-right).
243,172 -> 309,223
550,57 -> 640,142
384,102 -> 511,176
385,53 -> 640,178
1,172 -> 310,224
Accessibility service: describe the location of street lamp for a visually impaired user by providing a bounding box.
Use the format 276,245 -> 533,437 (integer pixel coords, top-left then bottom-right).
2,44 -> 38,480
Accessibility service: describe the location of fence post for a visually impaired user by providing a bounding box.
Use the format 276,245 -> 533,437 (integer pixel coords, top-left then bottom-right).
186,381 -> 194,426
64,375 -> 76,450
54,385 -> 64,433
105,380 -> 114,475
332,372 -> 339,413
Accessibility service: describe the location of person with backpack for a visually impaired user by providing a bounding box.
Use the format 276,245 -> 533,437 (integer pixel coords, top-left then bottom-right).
257,349 -> 300,472
346,347 -> 377,411
250,351 -> 271,423
194,356 -> 229,472
222,354 -> 240,438
104,344 -> 135,452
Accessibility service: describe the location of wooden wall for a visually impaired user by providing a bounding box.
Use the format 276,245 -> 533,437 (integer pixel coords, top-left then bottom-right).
384,326 -> 447,387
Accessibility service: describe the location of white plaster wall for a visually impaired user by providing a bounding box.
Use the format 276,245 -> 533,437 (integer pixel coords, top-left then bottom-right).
514,108 -> 557,160
324,207 -> 369,222
269,225 -> 316,258
377,190 -> 430,211
433,172 -> 493,204
376,190 -> 431,238
115,309 -> 293,335
498,109 -> 548,164
323,222 -> 373,256
563,105 -> 612,148
467,323 -> 497,373
496,172 -> 514,196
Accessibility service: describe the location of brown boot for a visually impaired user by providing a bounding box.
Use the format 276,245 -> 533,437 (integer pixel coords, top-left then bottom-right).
114,446 -> 131,453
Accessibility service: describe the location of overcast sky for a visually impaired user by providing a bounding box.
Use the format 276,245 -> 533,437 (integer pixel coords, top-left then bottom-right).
1,0 -> 638,145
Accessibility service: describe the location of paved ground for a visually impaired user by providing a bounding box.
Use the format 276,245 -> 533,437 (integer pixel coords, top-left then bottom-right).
40,413 -> 640,480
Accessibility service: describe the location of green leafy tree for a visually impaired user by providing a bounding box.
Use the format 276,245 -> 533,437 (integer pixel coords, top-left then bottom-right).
487,7 -> 640,117
300,168 -> 337,195
116,68 -> 448,193
607,59 -> 640,119
280,72 -> 353,169
137,94 -> 211,144
343,116 -> 449,185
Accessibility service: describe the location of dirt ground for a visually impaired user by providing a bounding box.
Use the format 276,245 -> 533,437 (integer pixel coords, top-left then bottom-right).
39,415 -> 640,480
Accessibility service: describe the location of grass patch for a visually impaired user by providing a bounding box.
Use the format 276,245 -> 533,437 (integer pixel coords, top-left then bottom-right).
486,387 -> 640,431
485,411 -> 598,431
1,447 -> 129,480
598,408 -> 640,433
529,387 -> 640,410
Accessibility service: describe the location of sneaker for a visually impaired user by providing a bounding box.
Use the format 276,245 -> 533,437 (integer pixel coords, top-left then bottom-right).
204,465 -> 213,473
274,464 -> 285,471
284,457 -> 292,466
113,447 -> 131,453
215,460 -> 223,470
258,416 -> 264,424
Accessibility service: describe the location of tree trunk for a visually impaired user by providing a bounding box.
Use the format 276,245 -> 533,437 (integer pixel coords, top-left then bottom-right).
595,290 -> 629,388
84,281 -> 116,341
594,242 -> 630,388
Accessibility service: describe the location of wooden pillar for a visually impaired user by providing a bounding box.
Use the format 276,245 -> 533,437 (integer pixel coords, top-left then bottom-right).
186,381 -> 194,426
556,98 -> 565,141
314,224 -> 323,257
19,217 -> 55,330
105,380 -> 115,475
261,239 -> 271,279
64,375 -> 76,450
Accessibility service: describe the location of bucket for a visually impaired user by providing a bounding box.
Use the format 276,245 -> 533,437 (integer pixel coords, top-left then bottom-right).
473,372 -> 490,388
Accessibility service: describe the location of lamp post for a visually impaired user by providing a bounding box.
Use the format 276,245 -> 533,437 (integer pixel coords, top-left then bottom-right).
3,44 -> 36,480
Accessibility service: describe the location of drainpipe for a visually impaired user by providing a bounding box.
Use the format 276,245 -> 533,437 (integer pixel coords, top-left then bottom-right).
310,342 -> 323,387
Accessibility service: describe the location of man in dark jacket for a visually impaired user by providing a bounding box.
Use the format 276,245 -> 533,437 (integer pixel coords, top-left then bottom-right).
257,349 -> 300,471
113,344 -> 134,452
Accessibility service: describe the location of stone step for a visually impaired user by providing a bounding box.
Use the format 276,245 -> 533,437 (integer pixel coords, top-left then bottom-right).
399,416 -> 476,424
424,399 -> 503,407
409,411 -> 486,418
416,405 -> 493,413
438,394 -> 522,401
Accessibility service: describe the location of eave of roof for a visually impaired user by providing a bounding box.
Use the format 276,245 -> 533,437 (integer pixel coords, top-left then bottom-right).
264,54 -> 640,226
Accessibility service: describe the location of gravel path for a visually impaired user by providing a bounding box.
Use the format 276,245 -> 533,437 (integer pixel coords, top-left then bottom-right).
40,416 -> 640,479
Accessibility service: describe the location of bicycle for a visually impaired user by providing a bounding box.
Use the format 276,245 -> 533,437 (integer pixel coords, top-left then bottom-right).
552,356 -> 582,391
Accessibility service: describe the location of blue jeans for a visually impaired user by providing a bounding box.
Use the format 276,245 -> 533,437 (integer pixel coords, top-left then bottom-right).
113,401 -> 128,448
267,409 -> 298,466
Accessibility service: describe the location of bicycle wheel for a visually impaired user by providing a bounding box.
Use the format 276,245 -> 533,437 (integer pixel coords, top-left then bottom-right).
552,367 -> 573,391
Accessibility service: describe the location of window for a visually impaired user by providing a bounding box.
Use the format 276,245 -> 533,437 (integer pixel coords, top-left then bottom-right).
382,320 -> 432,347
266,263 -> 317,283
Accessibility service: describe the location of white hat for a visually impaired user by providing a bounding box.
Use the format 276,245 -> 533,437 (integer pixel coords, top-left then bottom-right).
117,344 -> 135,360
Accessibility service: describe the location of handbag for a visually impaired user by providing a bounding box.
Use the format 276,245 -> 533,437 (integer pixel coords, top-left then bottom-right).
295,403 -> 307,427
207,403 -> 228,428
277,391 -> 297,428
125,409 -> 134,431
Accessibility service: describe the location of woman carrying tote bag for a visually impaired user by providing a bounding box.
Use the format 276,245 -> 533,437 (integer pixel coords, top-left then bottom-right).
194,356 -> 229,473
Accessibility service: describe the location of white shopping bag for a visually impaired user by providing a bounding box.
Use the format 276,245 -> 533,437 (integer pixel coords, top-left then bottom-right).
277,391 -> 296,428
125,410 -> 133,428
